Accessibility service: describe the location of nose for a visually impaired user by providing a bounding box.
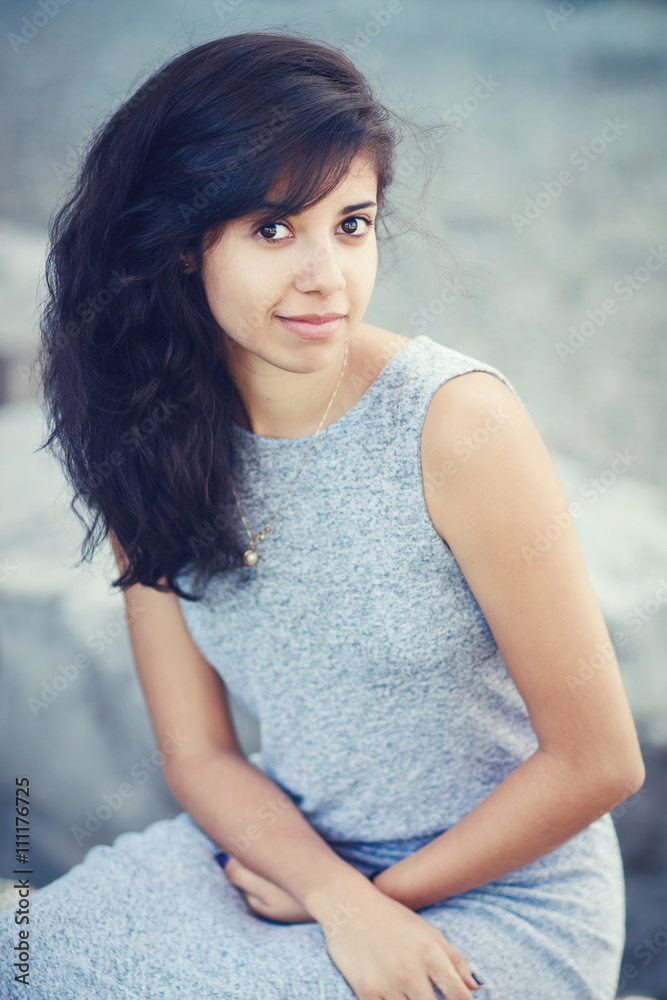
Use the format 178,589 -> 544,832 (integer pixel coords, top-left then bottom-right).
291,238 -> 346,297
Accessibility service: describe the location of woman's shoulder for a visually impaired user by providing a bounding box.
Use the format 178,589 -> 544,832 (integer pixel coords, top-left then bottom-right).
415,331 -> 528,445
352,324 -> 412,390
360,325 -> 526,414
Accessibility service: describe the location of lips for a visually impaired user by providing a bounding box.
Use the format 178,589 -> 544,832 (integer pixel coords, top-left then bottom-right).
276,313 -> 346,340
277,313 -> 346,323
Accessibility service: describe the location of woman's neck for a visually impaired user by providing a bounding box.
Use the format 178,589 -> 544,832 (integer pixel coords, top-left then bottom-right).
226,333 -> 359,439
224,325 -> 411,439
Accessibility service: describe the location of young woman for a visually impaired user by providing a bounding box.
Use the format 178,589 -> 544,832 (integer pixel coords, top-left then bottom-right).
0,29 -> 645,1000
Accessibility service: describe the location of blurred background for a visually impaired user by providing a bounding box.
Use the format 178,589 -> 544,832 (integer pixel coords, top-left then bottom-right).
0,0 -> 665,995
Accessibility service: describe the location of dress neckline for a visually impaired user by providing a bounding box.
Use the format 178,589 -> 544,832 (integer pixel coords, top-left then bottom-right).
231,335 -> 425,444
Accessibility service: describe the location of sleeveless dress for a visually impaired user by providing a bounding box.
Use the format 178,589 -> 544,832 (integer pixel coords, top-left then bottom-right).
0,334 -> 626,1000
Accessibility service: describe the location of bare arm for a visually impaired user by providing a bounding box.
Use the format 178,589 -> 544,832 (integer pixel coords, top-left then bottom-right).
165,747 -> 376,924
108,530 -> 375,926
372,373 -> 645,910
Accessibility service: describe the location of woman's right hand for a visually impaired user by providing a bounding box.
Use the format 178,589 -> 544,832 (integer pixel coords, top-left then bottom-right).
320,883 -> 484,1000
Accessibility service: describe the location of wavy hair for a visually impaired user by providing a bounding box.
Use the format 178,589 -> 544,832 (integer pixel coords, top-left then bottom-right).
34,30 -> 413,601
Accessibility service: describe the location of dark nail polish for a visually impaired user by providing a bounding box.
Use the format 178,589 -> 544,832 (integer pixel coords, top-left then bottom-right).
214,851 -> 229,868
471,972 -> 484,986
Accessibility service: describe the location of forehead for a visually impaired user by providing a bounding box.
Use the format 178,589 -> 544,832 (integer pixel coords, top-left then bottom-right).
265,149 -> 378,208
204,150 -> 379,247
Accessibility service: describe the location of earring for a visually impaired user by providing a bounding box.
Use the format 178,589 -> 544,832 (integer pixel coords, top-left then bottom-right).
181,256 -> 196,273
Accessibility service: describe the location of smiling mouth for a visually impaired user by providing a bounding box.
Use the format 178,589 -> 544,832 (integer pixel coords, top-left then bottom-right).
277,313 -> 346,323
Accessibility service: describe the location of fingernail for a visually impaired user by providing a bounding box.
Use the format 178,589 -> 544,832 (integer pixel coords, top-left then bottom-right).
214,851 -> 229,868
471,972 -> 484,986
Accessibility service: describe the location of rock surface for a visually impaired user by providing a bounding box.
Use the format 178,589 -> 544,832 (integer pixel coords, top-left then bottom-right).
0,1 -> 665,996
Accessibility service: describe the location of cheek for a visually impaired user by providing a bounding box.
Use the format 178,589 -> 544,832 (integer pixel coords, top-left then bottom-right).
201,256 -> 231,318
235,266 -> 283,333
201,257 -> 247,321
353,239 -> 377,276
202,256 -> 284,336
350,249 -> 377,296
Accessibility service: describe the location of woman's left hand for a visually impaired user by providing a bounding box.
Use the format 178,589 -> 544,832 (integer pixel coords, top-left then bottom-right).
220,855 -> 316,924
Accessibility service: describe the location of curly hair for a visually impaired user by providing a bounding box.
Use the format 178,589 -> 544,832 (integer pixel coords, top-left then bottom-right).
34,30 -> 404,601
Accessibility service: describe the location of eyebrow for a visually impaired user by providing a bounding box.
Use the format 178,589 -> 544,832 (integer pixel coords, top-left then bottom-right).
339,201 -> 377,214
254,200 -> 377,217
242,199 -> 378,229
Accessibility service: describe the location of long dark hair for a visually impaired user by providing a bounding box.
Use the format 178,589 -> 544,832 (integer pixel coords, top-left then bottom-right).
33,30 -> 415,601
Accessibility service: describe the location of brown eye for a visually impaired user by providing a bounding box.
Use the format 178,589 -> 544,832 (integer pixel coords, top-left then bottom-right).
338,216 -> 372,237
256,222 -> 290,241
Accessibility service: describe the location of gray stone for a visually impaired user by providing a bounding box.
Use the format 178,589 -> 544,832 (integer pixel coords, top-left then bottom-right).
0,2 -> 665,995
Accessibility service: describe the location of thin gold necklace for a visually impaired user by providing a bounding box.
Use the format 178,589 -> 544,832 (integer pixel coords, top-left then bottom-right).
230,341 -> 349,566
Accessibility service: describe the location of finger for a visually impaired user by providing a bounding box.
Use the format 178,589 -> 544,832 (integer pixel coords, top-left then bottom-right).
244,891 -> 265,907
435,939 -> 480,991
224,858 -> 270,893
242,891 -> 293,925
430,966 -> 474,1000
228,861 -> 303,910
242,890 -> 268,913
466,969 -> 485,990
449,950 -> 485,990
450,958 -> 484,991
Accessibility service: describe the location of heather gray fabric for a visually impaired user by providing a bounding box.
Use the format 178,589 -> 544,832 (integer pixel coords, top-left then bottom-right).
0,334 -> 625,998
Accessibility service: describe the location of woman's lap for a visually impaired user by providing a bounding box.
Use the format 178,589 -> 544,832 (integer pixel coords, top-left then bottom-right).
0,811 -> 625,1000
0,813 -> 355,1000
422,884 -> 624,999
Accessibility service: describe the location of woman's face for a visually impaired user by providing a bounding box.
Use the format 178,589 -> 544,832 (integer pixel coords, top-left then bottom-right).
199,152 -> 378,373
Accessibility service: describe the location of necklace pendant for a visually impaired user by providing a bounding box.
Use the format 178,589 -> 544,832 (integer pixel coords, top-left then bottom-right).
231,341 -> 348,573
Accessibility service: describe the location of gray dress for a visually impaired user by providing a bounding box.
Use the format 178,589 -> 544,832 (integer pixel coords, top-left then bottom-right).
0,334 -> 625,999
